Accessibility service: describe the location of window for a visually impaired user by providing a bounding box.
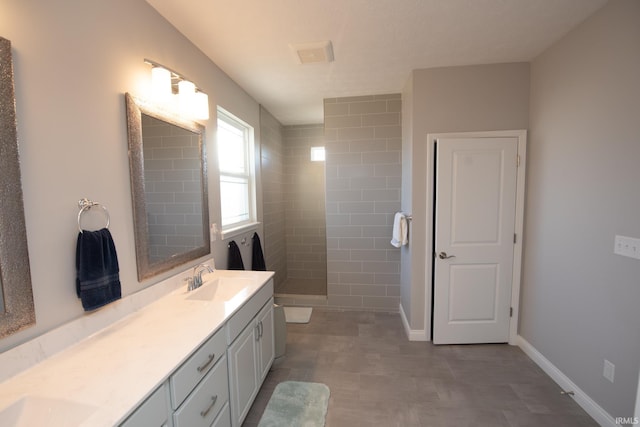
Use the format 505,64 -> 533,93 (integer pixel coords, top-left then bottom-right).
217,107 -> 256,231
310,146 -> 325,162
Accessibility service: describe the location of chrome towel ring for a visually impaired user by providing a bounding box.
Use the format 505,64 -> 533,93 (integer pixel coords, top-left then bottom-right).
77,198 -> 110,233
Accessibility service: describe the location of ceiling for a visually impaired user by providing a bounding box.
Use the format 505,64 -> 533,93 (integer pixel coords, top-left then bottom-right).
146,0 -> 607,125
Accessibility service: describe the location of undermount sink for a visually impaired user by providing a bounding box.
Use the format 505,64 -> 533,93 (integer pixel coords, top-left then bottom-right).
186,277 -> 250,302
0,397 -> 97,427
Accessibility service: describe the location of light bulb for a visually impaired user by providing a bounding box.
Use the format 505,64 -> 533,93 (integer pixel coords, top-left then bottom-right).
151,67 -> 171,101
178,80 -> 196,116
194,91 -> 209,120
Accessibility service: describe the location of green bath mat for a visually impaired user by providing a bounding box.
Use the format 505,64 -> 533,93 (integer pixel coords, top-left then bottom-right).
258,381 -> 330,427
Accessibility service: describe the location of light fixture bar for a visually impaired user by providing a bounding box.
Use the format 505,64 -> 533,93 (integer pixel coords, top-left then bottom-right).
143,58 -> 204,93
144,58 -> 209,120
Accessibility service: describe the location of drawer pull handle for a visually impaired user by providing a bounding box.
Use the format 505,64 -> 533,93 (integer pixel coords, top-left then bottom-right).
255,321 -> 264,340
196,353 -> 215,373
200,395 -> 218,418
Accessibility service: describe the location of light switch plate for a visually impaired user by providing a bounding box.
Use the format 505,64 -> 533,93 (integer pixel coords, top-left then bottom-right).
614,235 -> 640,259
604,359 -> 615,383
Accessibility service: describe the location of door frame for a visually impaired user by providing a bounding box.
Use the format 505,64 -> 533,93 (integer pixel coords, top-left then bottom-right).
425,130 -> 527,345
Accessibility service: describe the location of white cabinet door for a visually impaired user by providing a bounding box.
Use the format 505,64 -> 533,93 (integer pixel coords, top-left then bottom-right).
227,299 -> 275,427
227,320 -> 259,427
256,304 -> 274,383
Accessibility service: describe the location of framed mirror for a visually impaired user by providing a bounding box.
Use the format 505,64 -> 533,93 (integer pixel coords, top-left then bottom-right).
125,93 -> 210,281
0,36 -> 35,337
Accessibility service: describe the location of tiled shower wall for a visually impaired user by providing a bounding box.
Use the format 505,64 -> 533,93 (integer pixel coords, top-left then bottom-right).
259,107 -> 287,290
142,114 -> 204,263
283,125 -> 327,295
323,95 -> 402,311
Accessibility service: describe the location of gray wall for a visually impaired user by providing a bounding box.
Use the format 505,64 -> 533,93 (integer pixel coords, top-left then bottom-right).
283,125 -> 327,295
401,63 -> 530,329
324,95 -> 402,310
259,106 -> 287,290
0,0 -> 262,352
523,0 -> 640,417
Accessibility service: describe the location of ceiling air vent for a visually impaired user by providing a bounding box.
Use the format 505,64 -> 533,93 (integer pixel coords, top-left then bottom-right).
290,40 -> 334,64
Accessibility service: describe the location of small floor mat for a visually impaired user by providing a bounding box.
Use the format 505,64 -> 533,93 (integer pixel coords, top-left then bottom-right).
283,306 -> 313,324
258,381 -> 330,427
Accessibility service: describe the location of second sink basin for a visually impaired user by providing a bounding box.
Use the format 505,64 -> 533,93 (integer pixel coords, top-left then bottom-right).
0,396 -> 96,427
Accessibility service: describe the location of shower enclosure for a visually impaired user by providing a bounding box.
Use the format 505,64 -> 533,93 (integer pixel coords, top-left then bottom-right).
260,107 -> 327,296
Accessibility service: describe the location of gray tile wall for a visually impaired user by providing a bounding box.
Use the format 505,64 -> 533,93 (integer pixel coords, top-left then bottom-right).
283,125 -> 327,295
324,94 -> 402,311
142,115 -> 204,263
259,107 -> 287,290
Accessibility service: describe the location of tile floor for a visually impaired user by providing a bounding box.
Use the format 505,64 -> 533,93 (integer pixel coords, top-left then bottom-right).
242,310 -> 598,427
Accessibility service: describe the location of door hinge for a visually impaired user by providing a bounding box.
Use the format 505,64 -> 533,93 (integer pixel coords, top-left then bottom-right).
510,307 -> 513,317
514,233 -> 517,244
517,155 -> 520,167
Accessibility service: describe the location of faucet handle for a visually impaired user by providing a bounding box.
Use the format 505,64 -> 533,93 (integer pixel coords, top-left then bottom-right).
184,277 -> 195,291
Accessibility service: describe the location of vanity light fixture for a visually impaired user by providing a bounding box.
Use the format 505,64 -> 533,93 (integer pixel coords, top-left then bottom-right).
144,59 -> 209,120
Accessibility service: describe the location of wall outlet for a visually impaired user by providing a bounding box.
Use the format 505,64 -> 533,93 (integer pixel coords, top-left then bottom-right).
603,359 -> 615,383
614,235 -> 640,259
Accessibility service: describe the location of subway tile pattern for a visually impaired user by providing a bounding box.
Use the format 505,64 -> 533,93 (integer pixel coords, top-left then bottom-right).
141,115 -> 204,263
259,107 -> 287,290
282,124 -> 327,295
324,95 -> 402,311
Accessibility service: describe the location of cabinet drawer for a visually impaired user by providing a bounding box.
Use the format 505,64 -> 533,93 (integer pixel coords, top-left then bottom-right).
120,382 -> 169,427
170,327 -> 227,409
226,279 -> 273,344
212,401 -> 231,427
173,355 -> 229,427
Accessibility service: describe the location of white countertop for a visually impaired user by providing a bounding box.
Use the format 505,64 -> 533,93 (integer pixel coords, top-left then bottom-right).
0,269 -> 274,426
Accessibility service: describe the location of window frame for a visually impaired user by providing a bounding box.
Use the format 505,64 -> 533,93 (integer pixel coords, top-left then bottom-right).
216,107 -> 257,235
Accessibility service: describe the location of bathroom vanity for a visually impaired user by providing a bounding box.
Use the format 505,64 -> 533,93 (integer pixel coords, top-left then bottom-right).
0,269 -> 274,427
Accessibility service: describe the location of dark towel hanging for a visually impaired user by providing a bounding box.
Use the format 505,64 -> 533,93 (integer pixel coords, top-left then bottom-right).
228,240 -> 245,270
76,228 -> 121,311
251,232 -> 266,271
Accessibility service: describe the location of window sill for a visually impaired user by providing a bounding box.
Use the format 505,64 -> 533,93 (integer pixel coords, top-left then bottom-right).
220,222 -> 261,241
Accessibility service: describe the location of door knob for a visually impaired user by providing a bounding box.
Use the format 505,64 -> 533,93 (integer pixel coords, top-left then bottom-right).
438,252 -> 455,259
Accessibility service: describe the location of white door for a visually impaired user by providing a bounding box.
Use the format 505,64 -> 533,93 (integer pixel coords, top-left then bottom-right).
433,136 -> 519,344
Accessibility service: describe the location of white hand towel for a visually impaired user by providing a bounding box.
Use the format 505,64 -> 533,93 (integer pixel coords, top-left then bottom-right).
390,212 -> 408,248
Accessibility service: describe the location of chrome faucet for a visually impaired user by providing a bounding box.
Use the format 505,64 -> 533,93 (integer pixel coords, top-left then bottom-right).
187,263 -> 214,291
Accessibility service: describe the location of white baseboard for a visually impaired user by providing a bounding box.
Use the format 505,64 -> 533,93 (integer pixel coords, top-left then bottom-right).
399,303 -> 429,341
516,335 -> 617,427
